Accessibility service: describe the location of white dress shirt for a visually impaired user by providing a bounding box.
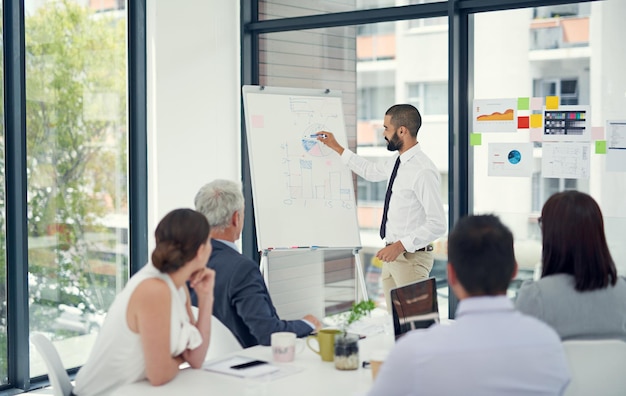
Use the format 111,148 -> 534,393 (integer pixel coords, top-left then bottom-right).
341,143 -> 446,252
368,296 -> 570,396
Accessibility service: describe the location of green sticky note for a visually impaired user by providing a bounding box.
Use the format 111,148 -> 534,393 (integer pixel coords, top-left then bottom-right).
517,97 -> 530,110
470,133 -> 482,146
595,140 -> 607,154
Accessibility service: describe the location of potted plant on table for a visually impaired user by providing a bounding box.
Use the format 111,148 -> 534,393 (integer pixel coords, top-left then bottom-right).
334,299 -> 376,370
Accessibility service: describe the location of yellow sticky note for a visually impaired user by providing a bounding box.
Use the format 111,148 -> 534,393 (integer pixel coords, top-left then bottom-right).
546,96 -> 559,110
595,140 -> 607,154
530,114 -> 543,128
470,133 -> 482,146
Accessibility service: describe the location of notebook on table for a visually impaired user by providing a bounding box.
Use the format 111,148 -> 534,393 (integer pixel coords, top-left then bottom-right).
390,277 -> 440,340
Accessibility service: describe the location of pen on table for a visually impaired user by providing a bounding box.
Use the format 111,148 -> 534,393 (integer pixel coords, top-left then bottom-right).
310,134 -> 327,138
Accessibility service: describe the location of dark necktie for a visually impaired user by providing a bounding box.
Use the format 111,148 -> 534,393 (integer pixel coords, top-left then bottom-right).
380,157 -> 401,240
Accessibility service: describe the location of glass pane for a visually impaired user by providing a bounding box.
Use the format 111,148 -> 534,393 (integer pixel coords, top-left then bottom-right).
259,16 -> 449,316
25,0 -> 128,375
473,1 -> 626,302
0,2 -> 6,385
259,0 -> 446,21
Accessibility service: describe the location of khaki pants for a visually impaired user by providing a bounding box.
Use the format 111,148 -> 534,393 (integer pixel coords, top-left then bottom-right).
381,251 -> 434,313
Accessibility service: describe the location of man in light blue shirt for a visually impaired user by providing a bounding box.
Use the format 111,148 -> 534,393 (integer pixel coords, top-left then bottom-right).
369,215 -> 570,396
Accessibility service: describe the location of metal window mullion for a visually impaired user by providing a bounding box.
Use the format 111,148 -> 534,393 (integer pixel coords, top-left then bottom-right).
3,0 -> 30,390
447,0 -> 472,319
128,0 -> 148,276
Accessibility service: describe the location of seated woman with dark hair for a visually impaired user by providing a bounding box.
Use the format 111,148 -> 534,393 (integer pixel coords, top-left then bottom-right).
516,190 -> 626,341
72,208 -> 216,396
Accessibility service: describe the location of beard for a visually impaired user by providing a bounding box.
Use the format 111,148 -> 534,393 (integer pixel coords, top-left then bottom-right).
386,131 -> 403,152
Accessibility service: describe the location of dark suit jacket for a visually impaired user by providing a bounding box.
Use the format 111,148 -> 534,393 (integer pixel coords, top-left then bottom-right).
189,240 -> 313,347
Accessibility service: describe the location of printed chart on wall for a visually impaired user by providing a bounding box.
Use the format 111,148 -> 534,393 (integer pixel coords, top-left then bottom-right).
606,120 -> 626,172
242,85 -> 361,250
543,105 -> 590,142
541,142 -> 590,179
473,98 -> 518,133
488,143 -> 533,177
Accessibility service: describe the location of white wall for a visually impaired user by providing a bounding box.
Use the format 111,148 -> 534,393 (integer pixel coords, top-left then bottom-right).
146,0 -> 241,244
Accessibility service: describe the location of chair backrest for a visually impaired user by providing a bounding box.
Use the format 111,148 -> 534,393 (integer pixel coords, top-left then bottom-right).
190,306 -> 242,360
562,339 -> 626,396
390,277 -> 439,340
206,315 -> 243,360
30,332 -> 74,396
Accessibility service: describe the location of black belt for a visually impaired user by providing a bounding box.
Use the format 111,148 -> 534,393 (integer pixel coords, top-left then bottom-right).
386,243 -> 433,252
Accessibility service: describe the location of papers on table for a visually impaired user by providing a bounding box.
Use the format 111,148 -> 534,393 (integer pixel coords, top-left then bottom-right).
203,356 -> 279,378
202,355 -> 303,381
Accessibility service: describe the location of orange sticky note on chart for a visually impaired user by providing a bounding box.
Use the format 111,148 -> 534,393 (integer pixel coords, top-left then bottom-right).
545,96 -> 559,110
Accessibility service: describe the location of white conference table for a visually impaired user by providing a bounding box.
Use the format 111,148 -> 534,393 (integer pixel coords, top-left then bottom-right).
113,329 -> 393,396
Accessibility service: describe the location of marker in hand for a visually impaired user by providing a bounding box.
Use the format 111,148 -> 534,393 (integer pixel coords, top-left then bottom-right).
310,133 -> 327,139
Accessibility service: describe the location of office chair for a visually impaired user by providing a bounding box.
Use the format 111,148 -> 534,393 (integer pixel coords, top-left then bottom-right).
30,332 -> 74,396
562,339 -> 626,396
190,306 -> 242,360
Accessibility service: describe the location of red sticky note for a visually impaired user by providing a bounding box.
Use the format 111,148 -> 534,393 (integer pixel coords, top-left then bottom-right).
517,116 -> 530,129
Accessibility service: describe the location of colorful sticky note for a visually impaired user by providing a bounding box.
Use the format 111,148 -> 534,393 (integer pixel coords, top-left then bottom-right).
470,133 -> 482,146
531,97 -> 543,110
529,128 -> 543,142
517,116 -> 530,129
517,97 -> 530,110
530,114 -> 543,128
592,126 -> 605,140
251,114 -> 264,128
595,140 -> 607,154
545,96 -> 559,110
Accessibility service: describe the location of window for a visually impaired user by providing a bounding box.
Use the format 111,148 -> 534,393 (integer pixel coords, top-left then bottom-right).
408,0 -> 447,28
25,0 -> 129,375
534,78 -> 579,105
407,82 -> 448,116
358,87 -> 395,120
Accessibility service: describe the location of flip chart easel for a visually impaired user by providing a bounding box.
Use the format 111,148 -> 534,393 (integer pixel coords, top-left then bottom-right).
242,85 -> 367,302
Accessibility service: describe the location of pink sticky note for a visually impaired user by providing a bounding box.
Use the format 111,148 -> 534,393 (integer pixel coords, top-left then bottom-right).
252,115 -> 264,128
592,126 -> 605,140
531,97 -> 543,110
529,128 -> 543,142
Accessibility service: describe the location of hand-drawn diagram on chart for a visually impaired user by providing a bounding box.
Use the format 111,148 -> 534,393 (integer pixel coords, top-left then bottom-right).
280,96 -> 353,208
541,142 -> 590,179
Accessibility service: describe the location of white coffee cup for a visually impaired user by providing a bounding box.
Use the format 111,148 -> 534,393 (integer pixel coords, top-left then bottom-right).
271,332 -> 304,362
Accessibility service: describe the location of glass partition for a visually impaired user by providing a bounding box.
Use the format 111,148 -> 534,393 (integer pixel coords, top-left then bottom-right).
472,1 -> 626,300
260,15 -> 449,314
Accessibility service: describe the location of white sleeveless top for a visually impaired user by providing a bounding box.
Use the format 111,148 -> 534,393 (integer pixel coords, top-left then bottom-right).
72,262 -> 202,396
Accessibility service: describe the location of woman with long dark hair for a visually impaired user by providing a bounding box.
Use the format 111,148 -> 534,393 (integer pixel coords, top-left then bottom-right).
516,191 -> 626,341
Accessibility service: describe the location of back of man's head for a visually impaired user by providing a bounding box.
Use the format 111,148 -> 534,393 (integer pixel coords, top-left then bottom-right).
194,179 -> 244,229
448,215 -> 515,296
